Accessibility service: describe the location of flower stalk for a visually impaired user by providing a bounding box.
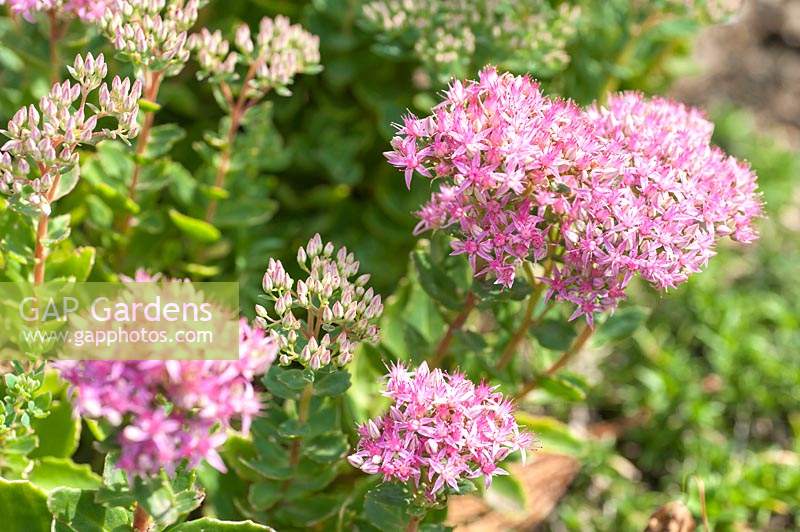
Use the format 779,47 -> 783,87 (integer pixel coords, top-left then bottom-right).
495,262 -> 547,370
514,323 -> 594,401
429,291 -> 476,368
120,70 -> 163,232
133,503 -> 149,532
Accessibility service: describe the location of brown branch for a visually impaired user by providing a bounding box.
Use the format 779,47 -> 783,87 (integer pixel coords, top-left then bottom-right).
495,263 -> 547,370
514,324 -> 594,401
132,502 -> 149,532
429,291 -> 477,368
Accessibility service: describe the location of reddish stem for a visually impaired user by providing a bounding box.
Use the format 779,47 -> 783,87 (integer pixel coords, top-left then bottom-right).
429,291 -> 477,368
132,503 -> 149,532
204,56 -> 266,222
33,171 -> 62,286
120,70 -> 164,232
514,324 -> 594,401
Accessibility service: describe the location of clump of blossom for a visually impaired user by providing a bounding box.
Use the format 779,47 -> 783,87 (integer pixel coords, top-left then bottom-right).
189,14 -> 321,98
361,0 -> 579,81
387,66 -> 610,289
0,52 -> 140,214
101,0 -> 201,76
256,234 -> 382,369
1,0 -> 112,22
386,67 -> 762,323
56,316 -> 277,478
546,93 -> 763,319
348,362 -> 532,499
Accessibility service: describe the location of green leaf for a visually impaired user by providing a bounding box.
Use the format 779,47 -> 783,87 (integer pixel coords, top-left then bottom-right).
595,306 -> 649,345
0,479 -> 51,532
145,124 -> 186,159
362,483 -> 413,531
303,432 -> 349,464
485,473 -> 527,514
52,166 -> 80,202
412,250 -> 462,310
45,247 -> 95,282
168,209 -> 221,243
515,413 -> 584,456
30,398 -> 81,458
85,195 -> 113,228
274,367 -> 313,391
274,494 -> 340,528
46,214 -> 71,246
538,374 -> 587,402
532,319 -> 577,351
48,487 -> 131,532
313,369 -> 350,397
240,457 -> 292,481
29,457 -> 101,492
170,518 -> 274,531
247,481 -> 282,511
277,419 -> 309,439
131,470 -> 204,529
262,367 -> 300,400
167,162 -> 198,206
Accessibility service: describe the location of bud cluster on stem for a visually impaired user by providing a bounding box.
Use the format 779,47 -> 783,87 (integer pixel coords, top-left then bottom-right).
188,15 -> 321,220
257,234 -> 383,369
0,52 -> 141,284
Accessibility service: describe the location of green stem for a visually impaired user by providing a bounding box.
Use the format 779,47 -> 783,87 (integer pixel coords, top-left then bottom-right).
119,69 -> 164,234
288,382 -> 314,469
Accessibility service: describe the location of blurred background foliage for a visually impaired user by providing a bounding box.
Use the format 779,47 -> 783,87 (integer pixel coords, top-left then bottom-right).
1,0 -> 797,530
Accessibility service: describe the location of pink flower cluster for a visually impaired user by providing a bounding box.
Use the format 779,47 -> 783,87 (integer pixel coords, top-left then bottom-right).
2,0 -> 111,22
386,66 -> 762,323
348,362 -> 532,499
56,319 -> 276,478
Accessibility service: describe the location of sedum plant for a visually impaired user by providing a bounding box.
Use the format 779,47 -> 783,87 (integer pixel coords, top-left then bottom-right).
0,0 -> 786,531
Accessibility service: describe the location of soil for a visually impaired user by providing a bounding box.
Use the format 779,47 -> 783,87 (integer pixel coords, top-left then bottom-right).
671,0 -> 800,147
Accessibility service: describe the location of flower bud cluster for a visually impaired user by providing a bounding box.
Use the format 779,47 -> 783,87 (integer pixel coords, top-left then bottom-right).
190,15 -> 320,98
1,0 -> 112,23
102,0 -> 202,75
0,53 -> 141,214
362,0 -> 579,80
256,234 -> 382,369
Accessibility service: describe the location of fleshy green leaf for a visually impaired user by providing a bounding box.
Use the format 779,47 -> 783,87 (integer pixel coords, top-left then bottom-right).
0,479 -> 51,532
29,457 -> 101,492
362,483 -> 413,531
170,518 -> 274,531
48,487 -> 131,532
313,369 -> 350,397
532,319 -> 577,351
168,209 -> 221,243
595,306 -> 649,344
145,124 -> 186,159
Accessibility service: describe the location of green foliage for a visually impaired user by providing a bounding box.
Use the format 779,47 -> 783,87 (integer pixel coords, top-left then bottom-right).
1,1 -> 789,530
0,478 -> 51,532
